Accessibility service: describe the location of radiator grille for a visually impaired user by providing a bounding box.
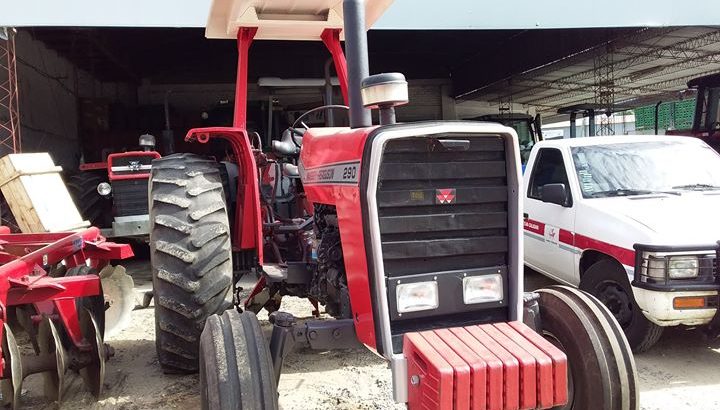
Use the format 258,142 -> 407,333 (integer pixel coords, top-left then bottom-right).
112,179 -> 149,216
377,135 -> 509,277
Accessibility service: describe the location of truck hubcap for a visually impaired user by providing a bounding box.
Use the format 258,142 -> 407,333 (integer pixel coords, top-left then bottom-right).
596,282 -> 633,328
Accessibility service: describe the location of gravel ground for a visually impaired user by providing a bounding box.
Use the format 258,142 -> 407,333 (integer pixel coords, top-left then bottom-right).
13,261 -> 720,409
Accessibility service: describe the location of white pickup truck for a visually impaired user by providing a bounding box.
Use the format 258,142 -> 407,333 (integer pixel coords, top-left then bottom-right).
523,135 -> 720,352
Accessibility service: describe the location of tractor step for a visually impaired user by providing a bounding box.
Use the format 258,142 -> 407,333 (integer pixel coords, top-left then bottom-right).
403,321 -> 568,410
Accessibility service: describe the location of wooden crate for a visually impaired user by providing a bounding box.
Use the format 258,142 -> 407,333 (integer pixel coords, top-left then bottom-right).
0,153 -> 90,233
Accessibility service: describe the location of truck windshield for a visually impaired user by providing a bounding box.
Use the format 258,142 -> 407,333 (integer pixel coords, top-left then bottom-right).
571,141 -> 720,198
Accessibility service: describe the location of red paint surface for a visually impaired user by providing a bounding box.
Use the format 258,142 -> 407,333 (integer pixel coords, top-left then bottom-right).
107,150 -> 161,181
233,27 -> 257,129
406,322 -> 568,410
320,29 -> 349,105
185,127 -> 263,262
0,228 -> 132,376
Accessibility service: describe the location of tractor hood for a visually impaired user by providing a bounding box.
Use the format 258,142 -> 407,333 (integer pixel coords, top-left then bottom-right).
586,193 -> 720,245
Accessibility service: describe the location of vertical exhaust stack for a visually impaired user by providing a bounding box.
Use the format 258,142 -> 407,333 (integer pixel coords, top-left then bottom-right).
343,0 -> 372,128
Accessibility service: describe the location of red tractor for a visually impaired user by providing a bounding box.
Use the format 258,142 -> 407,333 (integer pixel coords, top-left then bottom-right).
148,1 -> 638,408
666,73 -> 720,149
68,134 -> 160,238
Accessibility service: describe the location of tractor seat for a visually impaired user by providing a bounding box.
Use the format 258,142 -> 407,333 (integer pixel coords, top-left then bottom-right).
271,128 -> 304,157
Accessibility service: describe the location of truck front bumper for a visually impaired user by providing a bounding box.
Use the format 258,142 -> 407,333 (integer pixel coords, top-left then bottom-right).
395,321 -> 567,409
632,243 -> 720,327
632,286 -> 718,326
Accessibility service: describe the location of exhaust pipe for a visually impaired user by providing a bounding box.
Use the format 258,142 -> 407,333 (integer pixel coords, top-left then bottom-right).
343,0 -> 372,129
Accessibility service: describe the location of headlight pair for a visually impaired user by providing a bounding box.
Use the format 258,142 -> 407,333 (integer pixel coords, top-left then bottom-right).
644,254 -> 700,280
396,273 -> 503,314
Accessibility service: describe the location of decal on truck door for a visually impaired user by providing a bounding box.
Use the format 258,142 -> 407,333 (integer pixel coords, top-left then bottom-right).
523,218 -> 636,266
544,224 -> 560,245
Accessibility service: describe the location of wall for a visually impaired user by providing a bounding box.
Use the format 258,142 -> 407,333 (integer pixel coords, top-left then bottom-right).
13,30 -> 135,170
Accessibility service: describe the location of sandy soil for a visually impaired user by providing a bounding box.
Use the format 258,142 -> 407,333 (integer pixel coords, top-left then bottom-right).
13,262 -> 720,409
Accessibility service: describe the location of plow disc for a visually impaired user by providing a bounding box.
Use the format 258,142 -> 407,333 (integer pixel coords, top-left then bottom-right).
98,264 -> 135,337
0,310 -> 110,408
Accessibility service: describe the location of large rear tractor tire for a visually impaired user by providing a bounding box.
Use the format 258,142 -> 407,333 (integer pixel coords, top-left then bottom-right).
580,259 -> 663,352
200,310 -> 278,410
537,286 -> 638,410
149,153 -> 233,373
66,171 -> 112,228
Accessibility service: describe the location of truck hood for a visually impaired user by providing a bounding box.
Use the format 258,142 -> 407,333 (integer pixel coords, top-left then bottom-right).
586,193 -> 720,244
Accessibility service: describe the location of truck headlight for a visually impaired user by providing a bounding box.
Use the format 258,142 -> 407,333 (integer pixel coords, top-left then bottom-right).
97,182 -> 112,196
644,257 -> 667,279
668,256 -> 699,279
396,281 -> 438,313
463,274 -> 503,304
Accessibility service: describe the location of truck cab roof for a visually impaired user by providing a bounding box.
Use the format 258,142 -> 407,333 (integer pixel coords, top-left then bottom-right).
533,135 -> 704,150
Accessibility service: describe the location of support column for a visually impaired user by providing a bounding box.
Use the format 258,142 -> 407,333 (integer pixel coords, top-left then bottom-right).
233,27 -> 258,129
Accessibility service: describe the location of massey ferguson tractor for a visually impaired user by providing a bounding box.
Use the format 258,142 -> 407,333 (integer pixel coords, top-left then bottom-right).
148,1 -> 638,408
68,134 -> 160,238
666,73 -> 720,150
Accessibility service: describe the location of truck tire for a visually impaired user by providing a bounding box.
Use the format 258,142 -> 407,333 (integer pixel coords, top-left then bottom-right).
580,259 -> 663,352
66,172 -> 112,228
149,153 -> 233,373
199,310 -> 278,410
537,286 -> 638,410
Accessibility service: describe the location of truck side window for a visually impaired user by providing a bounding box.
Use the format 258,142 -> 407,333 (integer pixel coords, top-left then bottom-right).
528,148 -> 572,204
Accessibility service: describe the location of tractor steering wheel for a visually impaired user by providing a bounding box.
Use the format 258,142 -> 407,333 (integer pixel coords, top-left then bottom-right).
289,105 -> 349,148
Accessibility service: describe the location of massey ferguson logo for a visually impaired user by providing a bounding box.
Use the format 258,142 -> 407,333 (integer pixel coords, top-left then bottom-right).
435,188 -> 456,204
129,160 -> 141,171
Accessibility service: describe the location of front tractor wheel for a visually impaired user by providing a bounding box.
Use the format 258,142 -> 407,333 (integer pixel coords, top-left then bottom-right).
200,310 -> 278,410
580,259 -> 663,352
149,153 -> 233,373
537,286 -> 638,410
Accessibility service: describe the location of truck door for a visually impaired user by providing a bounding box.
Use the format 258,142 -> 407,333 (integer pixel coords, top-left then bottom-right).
524,148 -> 577,283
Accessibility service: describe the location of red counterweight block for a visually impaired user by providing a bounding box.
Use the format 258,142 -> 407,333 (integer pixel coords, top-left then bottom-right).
403,321 -> 568,410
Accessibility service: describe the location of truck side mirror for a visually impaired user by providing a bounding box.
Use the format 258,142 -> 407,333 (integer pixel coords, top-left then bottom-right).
541,183 -> 570,207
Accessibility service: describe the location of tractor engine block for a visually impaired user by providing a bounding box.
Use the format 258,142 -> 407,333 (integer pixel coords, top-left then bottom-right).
309,206 -> 352,319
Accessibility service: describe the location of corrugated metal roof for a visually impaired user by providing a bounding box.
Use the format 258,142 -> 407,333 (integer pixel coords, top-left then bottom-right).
458,27 -> 720,121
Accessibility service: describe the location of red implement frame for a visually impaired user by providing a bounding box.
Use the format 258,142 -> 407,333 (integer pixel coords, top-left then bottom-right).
404,322 -> 568,410
185,27 -> 350,264
0,227 -> 132,377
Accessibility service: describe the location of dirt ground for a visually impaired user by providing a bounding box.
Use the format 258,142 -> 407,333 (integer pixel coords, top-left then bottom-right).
15,261 -> 720,409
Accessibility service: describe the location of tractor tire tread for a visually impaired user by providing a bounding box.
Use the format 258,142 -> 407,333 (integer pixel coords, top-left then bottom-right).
150,153 -> 233,374
200,310 -> 278,410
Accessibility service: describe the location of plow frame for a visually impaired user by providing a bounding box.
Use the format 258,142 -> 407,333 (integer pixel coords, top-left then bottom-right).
0,227 -> 132,377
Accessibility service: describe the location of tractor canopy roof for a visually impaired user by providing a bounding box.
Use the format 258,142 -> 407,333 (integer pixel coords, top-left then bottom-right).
206,0 -> 393,40
687,73 -> 720,89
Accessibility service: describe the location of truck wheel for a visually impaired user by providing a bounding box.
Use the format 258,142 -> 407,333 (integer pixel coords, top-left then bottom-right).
149,153 -> 233,373
199,310 -> 278,410
537,286 -> 638,410
580,259 -> 663,352
66,171 -> 112,228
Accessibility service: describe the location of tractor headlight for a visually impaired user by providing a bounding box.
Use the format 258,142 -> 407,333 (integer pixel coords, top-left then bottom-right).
463,274 -> 503,304
667,256 -> 699,279
97,182 -> 112,196
396,281 -> 439,313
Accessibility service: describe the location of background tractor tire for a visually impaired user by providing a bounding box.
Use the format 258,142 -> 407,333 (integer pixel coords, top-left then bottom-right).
149,153 -> 233,373
66,171 -> 112,228
580,259 -> 663,352
537,286 -> 638,410
200,310 -> 278,410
